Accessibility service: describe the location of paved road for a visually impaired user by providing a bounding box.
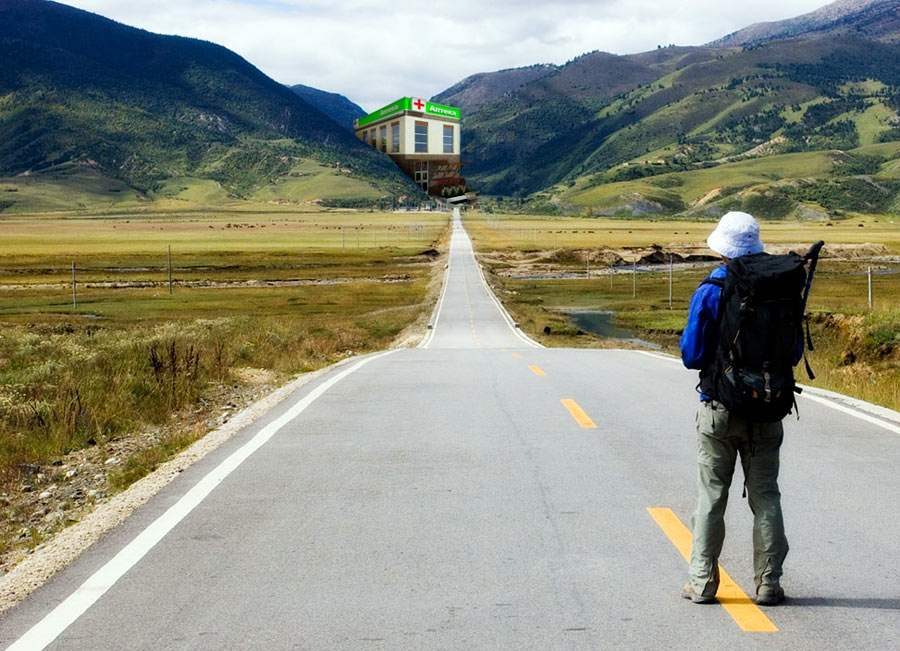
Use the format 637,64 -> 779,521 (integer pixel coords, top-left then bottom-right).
2,212 -> 899,649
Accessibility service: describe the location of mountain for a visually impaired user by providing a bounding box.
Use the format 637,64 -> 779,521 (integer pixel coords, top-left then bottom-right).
430,64 -> 558,113
712,0 -> 900,47
438,2 -> 900,218
289,84 -> 365,130
0,0 -> 418,212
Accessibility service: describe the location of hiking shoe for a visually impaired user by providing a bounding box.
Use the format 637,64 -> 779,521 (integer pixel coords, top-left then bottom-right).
682,582 -> 717,604
754,586 -> 785,606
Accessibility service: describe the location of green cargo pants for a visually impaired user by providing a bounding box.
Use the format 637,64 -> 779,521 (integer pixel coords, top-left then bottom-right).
689,399 -> 789,599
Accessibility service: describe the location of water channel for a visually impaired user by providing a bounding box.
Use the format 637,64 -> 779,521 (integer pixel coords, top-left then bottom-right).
568,310 -> 661,349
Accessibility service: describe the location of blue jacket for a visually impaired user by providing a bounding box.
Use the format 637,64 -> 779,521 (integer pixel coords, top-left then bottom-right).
681,266 -> 725,372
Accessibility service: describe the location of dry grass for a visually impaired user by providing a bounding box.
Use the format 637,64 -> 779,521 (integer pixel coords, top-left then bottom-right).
0,211 -> 450,560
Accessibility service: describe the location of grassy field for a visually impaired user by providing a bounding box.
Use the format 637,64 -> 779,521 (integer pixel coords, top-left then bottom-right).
467,212 -> 900,252
0,213 -> 446,289
465,212 -> 900,412
0,210 -> 449,564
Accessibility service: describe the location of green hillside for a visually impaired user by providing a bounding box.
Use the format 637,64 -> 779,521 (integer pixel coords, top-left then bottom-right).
0,0 -> 419,214
458,34 -> 900,218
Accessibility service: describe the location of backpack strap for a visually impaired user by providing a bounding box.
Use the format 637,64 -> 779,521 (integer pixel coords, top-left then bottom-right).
800,241 -> 824,380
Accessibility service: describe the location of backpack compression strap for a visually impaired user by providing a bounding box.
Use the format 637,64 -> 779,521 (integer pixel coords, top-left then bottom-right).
800,241 -> 825,381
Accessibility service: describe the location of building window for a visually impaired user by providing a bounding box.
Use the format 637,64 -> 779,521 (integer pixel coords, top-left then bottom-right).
391,122 -> 400,153
414,161 -> 428,191
443,125 -> 454,153
414,122 -> 428,153
370,129 -> 376,148
380,125 -> 387,152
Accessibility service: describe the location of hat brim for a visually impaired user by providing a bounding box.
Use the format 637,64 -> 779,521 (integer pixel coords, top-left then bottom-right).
707,228 -> 763,259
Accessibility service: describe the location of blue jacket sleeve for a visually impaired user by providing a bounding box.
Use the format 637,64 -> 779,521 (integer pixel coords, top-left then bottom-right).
680,270 -> 724,370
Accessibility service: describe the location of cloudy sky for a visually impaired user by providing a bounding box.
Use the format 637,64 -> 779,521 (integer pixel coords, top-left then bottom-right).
63,0 -> 830,112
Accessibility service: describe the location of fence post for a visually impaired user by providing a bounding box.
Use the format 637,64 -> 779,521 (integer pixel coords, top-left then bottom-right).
669,254 -> 673,309
868,266 -> 873,309
72,261 -> 77,310
632,259 -> 637,298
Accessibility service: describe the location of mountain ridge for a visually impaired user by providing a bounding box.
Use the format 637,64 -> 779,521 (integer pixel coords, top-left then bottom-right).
433,3 -> 900,216
289,84 -> 365,130
0,0 -> 418,211
711,0 -> 900,46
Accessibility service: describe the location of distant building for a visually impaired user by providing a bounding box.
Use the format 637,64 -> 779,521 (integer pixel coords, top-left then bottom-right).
354,97 -> 472,198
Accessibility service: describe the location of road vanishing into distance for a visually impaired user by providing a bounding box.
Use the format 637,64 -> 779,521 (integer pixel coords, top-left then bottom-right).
2,211 -> 899,650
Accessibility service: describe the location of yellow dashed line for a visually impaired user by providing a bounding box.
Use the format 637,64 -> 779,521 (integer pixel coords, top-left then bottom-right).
529,366 -> 547,376
646,507 -> 778,633
560,399 -> 597,429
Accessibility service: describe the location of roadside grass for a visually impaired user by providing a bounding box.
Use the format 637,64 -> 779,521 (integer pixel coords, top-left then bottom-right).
0,210 -> 449,563
0,282 -> 435,469
466,212 -> 900,412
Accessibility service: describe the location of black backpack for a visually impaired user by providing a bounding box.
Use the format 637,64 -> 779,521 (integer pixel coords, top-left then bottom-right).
699,241 -> 824,422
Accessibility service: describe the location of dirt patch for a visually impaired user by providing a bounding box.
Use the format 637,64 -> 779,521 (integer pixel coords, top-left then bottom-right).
230,367 -> 277,386
693,188 -> 722,207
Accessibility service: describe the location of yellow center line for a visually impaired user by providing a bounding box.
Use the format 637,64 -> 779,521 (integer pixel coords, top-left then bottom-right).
646,507 -> 778,633
560,399 -> 597,429
512,353 -> 522,359
529,365 -> 547,376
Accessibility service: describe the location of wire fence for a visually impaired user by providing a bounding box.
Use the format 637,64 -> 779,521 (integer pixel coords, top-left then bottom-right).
476,222 -> 899,314
0,222 -> 449,318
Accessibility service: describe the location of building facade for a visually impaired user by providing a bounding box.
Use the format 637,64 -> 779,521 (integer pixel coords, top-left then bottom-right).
354,97 -> 469,197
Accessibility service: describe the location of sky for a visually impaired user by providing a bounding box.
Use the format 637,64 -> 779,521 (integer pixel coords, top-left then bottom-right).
62,0 -> 831,113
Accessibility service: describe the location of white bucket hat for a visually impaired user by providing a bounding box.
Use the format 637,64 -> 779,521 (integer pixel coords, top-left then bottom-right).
707,211 -> 764,259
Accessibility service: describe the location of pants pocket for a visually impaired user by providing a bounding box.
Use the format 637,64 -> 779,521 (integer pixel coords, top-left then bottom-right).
697,400 -> 730,438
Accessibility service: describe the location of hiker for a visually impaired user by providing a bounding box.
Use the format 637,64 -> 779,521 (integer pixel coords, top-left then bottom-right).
679,211 -> 790,607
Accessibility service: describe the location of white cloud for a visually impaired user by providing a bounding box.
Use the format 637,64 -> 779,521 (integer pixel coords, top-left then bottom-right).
62,0 -> 829,111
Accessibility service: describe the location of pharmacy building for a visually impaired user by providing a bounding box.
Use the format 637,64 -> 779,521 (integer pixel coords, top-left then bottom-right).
354,97 -> 471,198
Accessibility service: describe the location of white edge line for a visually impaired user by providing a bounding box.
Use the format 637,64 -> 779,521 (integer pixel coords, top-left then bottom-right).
5,350 -> 394,651
459,219 -> 542,348
630,351 -> 900,436
419,210 -> 456,349
797,386 -> 900,435
419,255 -> 451,349
633,350 -> 680,363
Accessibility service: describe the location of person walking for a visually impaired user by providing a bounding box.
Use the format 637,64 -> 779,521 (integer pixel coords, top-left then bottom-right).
680,211 -> 789,607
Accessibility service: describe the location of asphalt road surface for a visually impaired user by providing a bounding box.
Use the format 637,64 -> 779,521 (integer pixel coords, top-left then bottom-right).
2,211 -> 899,650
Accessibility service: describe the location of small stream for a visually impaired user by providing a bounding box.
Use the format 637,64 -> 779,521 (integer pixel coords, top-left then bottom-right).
569,311 -> 661,349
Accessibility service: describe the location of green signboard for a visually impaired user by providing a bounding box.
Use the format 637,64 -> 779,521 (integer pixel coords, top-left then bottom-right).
356,97 -> 460,128
424,101 -> 461,120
